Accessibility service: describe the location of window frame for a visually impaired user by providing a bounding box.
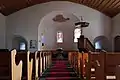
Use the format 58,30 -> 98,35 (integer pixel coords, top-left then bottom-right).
74,28 -> 81,43
57,31 -> 63,43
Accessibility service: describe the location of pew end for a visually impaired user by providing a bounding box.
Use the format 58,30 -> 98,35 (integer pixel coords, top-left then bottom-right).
11,49 -> 23,80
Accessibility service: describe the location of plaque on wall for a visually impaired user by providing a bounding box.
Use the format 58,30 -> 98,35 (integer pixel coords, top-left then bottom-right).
30,40 -> 37,49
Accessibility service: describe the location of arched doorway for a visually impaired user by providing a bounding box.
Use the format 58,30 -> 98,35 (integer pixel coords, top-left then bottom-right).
114,36 -> 120,52
12,35 -> 28,51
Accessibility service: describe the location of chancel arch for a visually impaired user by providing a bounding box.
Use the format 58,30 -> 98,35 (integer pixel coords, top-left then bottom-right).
38,11 -> 80,50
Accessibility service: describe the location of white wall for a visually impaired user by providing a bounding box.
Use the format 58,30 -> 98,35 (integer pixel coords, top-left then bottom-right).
6,1 -> 112,51
112,13 -> 120,37
38,11 -> 80,50
0,13 -> 6,49
111,13 -> 120,51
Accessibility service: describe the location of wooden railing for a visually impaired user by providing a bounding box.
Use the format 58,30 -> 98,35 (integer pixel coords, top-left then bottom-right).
84,38 -> 95,52
78,35 -> 95,52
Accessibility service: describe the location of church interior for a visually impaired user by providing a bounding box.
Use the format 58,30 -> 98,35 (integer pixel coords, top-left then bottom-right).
0,0 -> 120,80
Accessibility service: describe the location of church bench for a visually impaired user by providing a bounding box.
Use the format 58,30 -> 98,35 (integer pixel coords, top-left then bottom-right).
0,49 -> 22,80
37,51 -> 46,77
86,52 -> 120,80
86,52 -> 105,80
29,52 -> 36,80
15,51 -> 33,80
68,51 -> 104,79
37,51 -> 42,77
41,50 -> 52,73
0,49 -> 9,52
105,53 -> 120,80
29,51 -> 40,80
44,50 -> 52,69
68,51 -> 81,76
69,51 -> 120,80
31,51 -> 39,80
38,50 -> 52,77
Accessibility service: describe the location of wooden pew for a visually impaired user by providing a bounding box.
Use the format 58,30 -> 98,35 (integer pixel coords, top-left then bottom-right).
46,51 -> 52,68
0,49 -> 22,80
33,51 -> 40,78
42,51 -> 45,73
69,51 -> 120,80
86,52 -> 105,80
87,52 -> 120,80
30,52 -> 36,80
11,49 -> 23,80
105,53 -> 120,80
77,52 -> 82,77
68,51 -> 104,79
29,51 -> 40,80
38,50 -> 52,77
34,51 -> 39,80
68,51 -> 80,76
39,51 -> 42,76
38,51 -> 44,77
16,50 -> 33,80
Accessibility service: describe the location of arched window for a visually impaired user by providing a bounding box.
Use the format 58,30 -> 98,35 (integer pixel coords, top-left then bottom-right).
74,28 -> 81,42
95,41 -> 101,49
57,31 -> 63,43
20,42 -> 26,50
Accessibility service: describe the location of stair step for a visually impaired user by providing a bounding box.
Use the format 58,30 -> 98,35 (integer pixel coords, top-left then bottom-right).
44,72 -> 76,74
40,59 -> 80,80
47,69 -> 74,72
40,77 -> 80,80
42,72 -> 77,77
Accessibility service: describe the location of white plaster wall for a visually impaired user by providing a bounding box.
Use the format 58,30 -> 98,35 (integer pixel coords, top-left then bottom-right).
38,11 -> 79,50
112,13 -> 120,37
111,13 -> 120,51
0,13 -> 6,49
6,1 -> 112,51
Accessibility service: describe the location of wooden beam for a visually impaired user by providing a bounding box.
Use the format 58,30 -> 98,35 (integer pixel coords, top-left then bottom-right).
111,6 -> 120,16
0,4 -> 5,10
82,0 -> 88,4
104,7 -> 120,17
84,0 -> 92,6
81,0 -> 84,3
88,0 -> 96,7
87,0 -> 103,12
97,0 -> 110,11
103,0 -> 120,17
103,10 -> 113,17
101,0 -> 116,12
112,1 -> 120,9
99,0 -> 111,11
26,0 -> 32,5
95,0 -> 104,9
91,0 -> 99,8
79,0 -> 83,3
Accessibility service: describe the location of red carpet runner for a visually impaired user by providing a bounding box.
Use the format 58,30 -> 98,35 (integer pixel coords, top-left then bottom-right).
40,59 -> 80,80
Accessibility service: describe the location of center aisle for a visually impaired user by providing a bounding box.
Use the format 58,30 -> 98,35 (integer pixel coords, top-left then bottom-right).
40,58 -> 81,80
